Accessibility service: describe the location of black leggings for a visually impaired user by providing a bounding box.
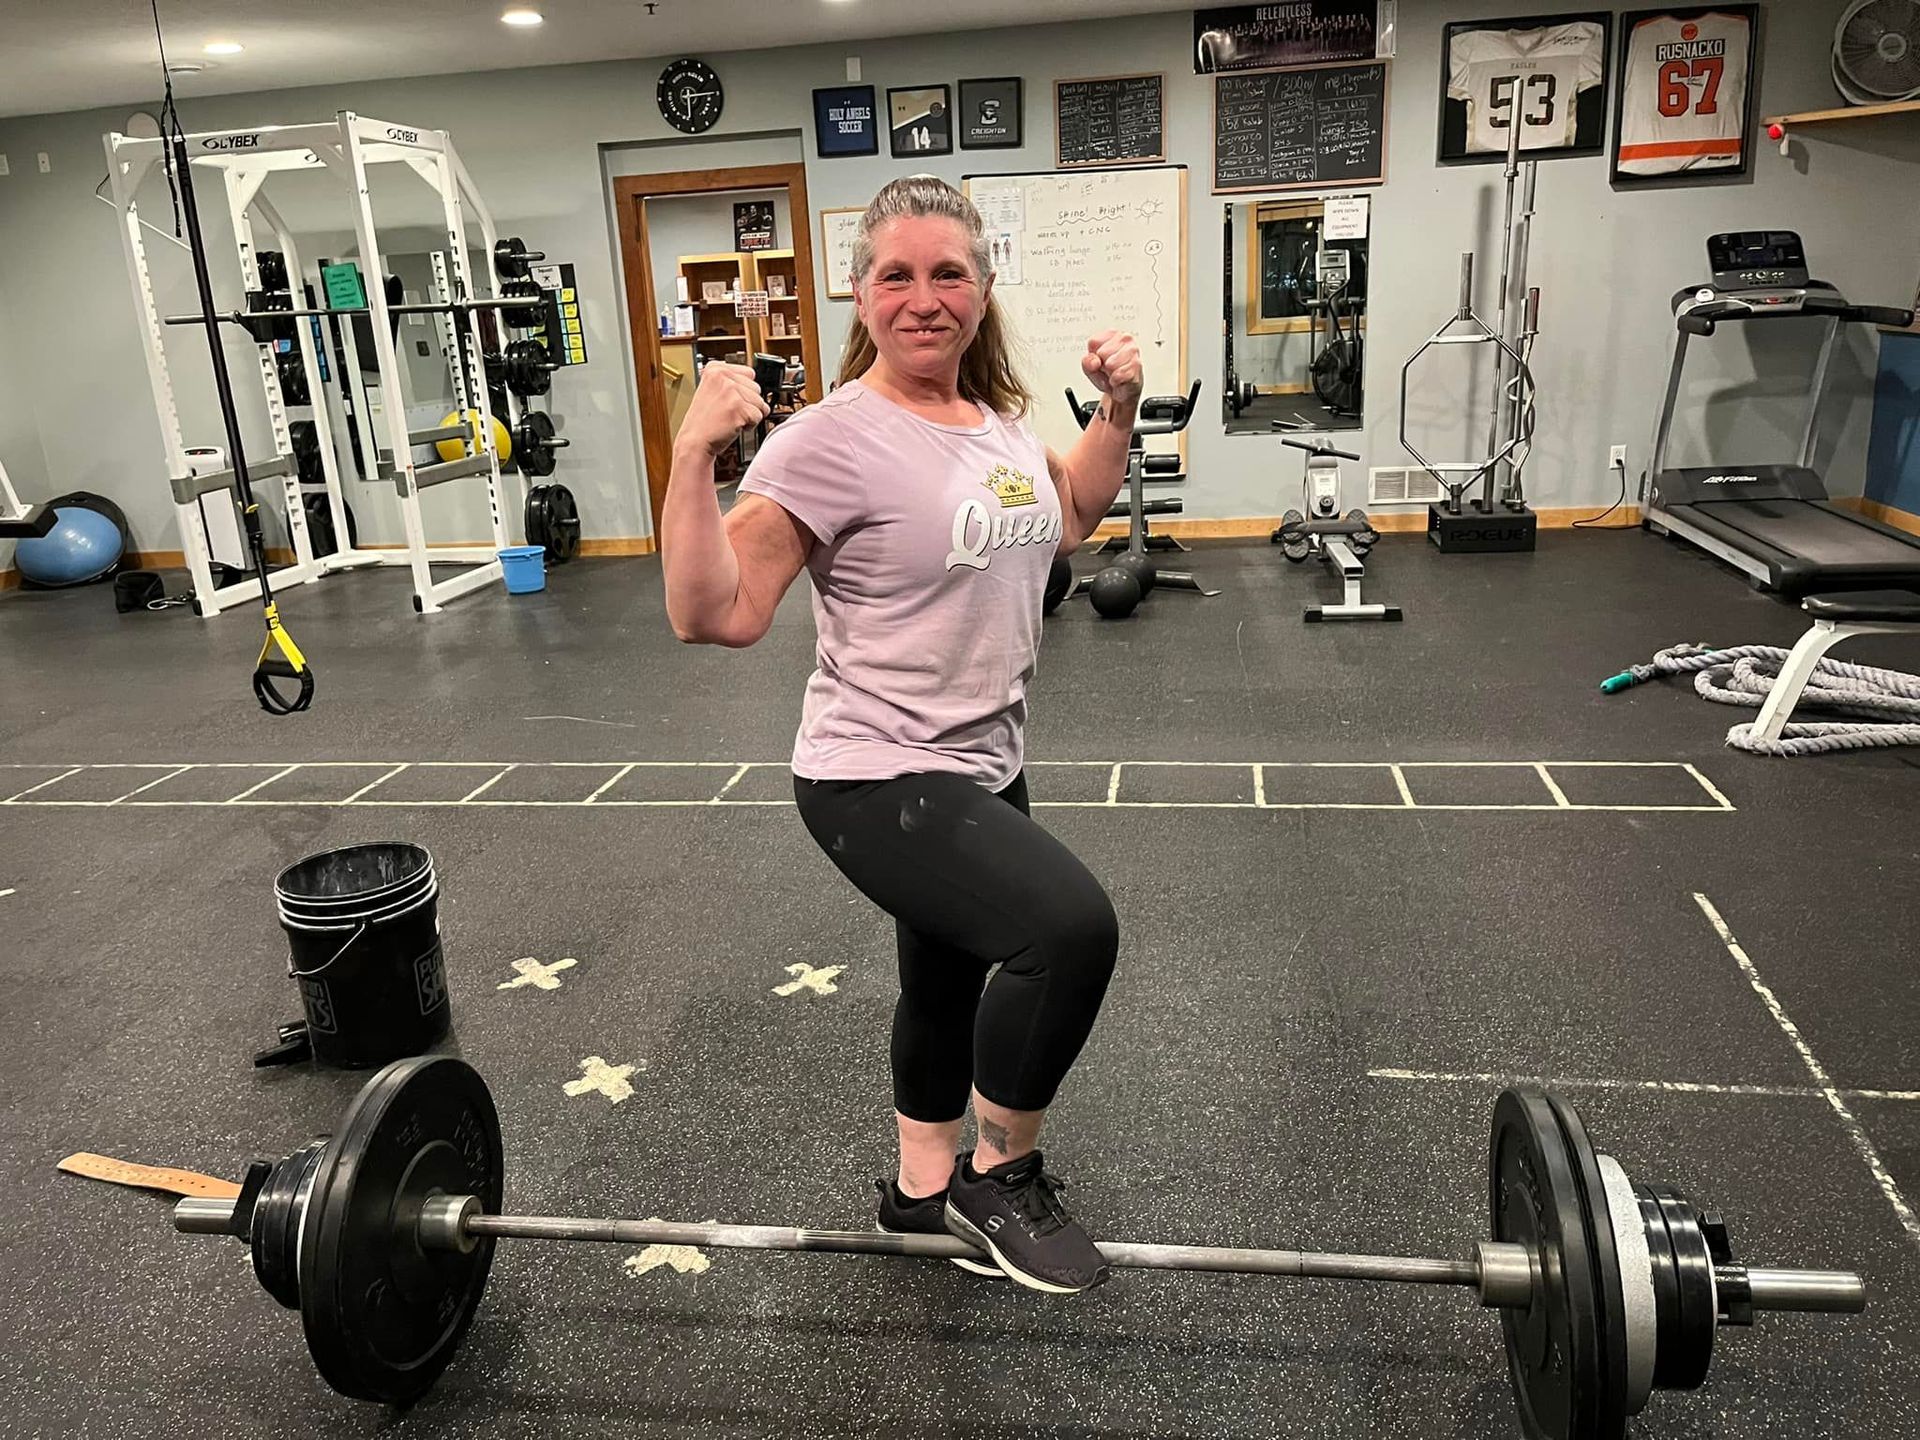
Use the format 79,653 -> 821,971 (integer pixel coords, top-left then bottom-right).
793,770 -> 1119,1122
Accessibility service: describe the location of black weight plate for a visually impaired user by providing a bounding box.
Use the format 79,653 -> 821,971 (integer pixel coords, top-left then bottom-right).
1491,1088 -> 1616,1440
516,411 -> 558,478
299,1056 -> 503,1404
543,484 -> 580,562
1642,1184 -> 1717,1390
252,1139 -> 328,1310
1545,1093 -> 1629,1437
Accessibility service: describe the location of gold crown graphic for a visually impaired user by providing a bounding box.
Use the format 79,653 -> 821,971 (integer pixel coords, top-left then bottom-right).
983,463 -> 1038,507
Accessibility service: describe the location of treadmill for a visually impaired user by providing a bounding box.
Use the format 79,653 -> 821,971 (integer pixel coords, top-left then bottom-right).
1643,231 -> 1920,596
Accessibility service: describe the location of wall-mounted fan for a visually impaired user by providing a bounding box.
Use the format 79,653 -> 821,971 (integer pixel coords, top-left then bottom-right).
1833,0 -> 1920,104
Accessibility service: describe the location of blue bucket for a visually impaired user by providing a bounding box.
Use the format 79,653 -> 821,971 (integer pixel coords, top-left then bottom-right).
499,545 -> 546,594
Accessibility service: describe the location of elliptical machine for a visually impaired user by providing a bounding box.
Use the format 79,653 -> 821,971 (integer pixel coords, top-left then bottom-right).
1272,435 -> 1401,622
1047,380 -> 1218,620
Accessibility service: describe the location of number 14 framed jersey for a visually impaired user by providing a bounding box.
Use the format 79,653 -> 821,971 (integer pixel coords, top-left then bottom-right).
1439,12 -> 1613,163
1611,6 -> 1759,184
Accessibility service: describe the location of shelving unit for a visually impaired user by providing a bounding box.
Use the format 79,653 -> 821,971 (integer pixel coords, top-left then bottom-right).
1765,97 -> 1920,151
678,251 -> 752,364
751,249 -> 806,350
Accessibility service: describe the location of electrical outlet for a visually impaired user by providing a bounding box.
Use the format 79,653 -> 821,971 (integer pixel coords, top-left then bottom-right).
1609,444 -> 1628,469
37,152 -> 50,173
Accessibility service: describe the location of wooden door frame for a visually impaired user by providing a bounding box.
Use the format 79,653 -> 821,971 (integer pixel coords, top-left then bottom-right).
613,163 -> 825,537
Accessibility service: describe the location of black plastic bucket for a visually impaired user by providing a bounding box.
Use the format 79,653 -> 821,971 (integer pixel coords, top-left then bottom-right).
274,843 -> 451,1069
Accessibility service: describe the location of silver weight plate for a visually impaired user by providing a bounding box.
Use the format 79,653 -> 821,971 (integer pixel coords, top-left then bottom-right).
1598,1153 -> 1656,1413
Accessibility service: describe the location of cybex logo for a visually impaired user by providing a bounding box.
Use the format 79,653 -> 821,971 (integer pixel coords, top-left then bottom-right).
1703,474 -> 1758,484
201,134 -> 261,151
386,126 -> 420,143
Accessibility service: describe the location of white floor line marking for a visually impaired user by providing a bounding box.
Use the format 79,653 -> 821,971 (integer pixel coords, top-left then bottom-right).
1693,891 -> 1919,1242
10,797 -> 1740,813
342,764 -> 410,804
226,765 -> 299,802
710,764 -> 752,802
1682,763 -> 1737,811
1390,764 -> 1415,807
1535,764 -> 1573,808
523,715 -> 639,729
1368,1067 -> 1920,1103
583,764 -> 636,803
0,889 -> 14,900
1106,763 -> 1123,804
2,767 -> 85,803
1252,764 -> 1266,808
460,764 -> 516,803
107,765 -> 195,805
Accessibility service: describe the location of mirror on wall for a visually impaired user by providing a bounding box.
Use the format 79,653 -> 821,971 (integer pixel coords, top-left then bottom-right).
1222,199 -> 1367,435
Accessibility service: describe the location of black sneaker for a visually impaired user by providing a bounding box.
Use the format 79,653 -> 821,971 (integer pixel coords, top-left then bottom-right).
944,1150 -> 1110,1294
874,1178 -> 1003,1277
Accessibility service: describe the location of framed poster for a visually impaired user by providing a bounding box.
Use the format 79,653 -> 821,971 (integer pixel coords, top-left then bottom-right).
813,85 -> 879,158
889,84 -> 954,157
819,207 -> 864,299
1193,1 -> 1379,72
958,77 -> 1023,149
1438,12 -> 1612,164
1610,5 -> 1758,185
732,200 -> 775,252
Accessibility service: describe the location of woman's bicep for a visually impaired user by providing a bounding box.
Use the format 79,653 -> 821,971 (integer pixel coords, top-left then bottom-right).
718,494 -> 813,647
1045,446 -> 1082,551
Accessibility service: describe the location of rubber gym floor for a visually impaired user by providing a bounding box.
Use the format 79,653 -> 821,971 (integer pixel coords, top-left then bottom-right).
1,530 -> 1915,1440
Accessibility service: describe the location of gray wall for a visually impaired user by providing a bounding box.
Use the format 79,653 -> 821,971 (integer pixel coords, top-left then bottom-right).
1,0 -> 1916,567
646,187 -> 792,318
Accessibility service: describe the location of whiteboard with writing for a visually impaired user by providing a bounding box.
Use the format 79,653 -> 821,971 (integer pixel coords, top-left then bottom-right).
966,166 -> 1187,455
819,207 -> 863,299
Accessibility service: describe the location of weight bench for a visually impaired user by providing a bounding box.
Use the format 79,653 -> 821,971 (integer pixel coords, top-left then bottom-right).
1751,590 -> 1920,743
1276,515 -> 1402,622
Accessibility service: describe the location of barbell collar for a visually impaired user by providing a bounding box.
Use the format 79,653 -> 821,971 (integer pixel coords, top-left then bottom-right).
1737,1267 -> 1866,1314
174,1196 -> 242,1235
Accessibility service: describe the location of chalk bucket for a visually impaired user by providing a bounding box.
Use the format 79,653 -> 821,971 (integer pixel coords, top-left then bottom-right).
274,842 -> 451,1069
499,544 -> 547,594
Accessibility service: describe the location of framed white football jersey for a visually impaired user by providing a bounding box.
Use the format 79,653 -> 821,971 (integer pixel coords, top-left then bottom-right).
1615,8 -> 1755,177
1447,20 -> 1608,155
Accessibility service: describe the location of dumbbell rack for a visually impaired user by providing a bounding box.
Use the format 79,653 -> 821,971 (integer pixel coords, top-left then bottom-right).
104,112 -> 531,617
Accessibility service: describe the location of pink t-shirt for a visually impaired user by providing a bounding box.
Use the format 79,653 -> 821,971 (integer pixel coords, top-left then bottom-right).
739,379 -> 1062,786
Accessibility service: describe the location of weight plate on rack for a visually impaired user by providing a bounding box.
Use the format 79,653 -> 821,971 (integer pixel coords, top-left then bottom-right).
298,1056 -> 503,1404
525,483 -> 581,564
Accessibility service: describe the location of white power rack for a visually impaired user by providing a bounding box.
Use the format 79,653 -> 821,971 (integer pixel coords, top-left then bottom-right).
104,112 -> 531,616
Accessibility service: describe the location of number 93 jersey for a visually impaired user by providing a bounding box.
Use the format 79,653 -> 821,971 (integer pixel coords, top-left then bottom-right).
1448,21 -> 1607,154
1618,11 -> 1750,175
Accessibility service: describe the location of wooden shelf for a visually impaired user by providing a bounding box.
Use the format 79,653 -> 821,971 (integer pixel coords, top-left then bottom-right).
1766,97 -> 1920,129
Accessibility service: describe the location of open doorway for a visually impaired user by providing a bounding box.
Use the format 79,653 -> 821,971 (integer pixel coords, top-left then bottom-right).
614,164 -> 825,535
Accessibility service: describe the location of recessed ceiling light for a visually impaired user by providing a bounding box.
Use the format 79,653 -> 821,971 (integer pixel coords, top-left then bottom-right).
203,40 -> 244,55
501,8 -> 544,25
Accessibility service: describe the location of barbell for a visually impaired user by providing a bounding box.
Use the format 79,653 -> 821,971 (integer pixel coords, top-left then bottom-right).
166,1056 -> 1863,1431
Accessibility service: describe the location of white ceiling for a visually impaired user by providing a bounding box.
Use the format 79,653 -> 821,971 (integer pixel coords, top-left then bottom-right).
0,0 -> 1196,120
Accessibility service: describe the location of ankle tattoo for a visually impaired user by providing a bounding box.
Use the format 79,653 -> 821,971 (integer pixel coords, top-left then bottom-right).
978,1116 -> 1011,1157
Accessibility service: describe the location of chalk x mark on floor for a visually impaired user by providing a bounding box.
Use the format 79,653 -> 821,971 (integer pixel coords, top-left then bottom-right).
772,963 -> 844,997
499,957 -> 577,991
563,1055 -> 640,1104
624,1223 -> 715,1276
1693,891 -> 1919,1244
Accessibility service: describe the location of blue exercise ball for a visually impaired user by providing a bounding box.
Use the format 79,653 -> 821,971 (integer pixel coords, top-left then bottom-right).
14,504 -> 127,587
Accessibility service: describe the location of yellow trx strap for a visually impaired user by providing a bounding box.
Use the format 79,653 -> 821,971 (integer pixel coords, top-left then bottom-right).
253,601 -> 315,715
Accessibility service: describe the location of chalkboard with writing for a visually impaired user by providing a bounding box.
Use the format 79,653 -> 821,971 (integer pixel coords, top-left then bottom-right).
1055,73 -> 1165,168
1213,60 -> 1388,192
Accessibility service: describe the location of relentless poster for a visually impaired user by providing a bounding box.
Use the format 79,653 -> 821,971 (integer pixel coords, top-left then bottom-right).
1194,2 -> 1378,72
